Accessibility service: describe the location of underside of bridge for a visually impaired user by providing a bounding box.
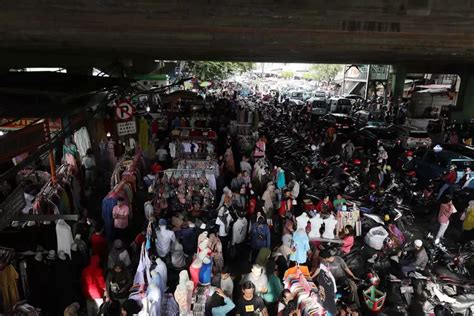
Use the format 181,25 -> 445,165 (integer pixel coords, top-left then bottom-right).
1,1 -> 474,118
1,0 -> 474,70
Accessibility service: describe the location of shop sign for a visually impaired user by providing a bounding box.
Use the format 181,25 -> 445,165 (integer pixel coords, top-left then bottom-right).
117,120 -> 137,136
0,118 -> 62,131
115,100 -> 135,121
0,186 -> 26,230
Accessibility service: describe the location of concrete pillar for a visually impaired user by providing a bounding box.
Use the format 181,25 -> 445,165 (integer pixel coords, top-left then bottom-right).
391,65 -> 407,99
452,72 -> 474,121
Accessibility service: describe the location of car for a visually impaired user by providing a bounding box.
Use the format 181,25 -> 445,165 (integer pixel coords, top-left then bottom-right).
412,146 -> 474,188
328,97 -> 352,114
313,91 -> 328,100
318,113 -> 355,133
353,110 -> 385,128
438,143 -> 474,159
289,91 -> 305,102
389,125 -> 432,149
307,98 -> 328,116
357,126 -> 401,150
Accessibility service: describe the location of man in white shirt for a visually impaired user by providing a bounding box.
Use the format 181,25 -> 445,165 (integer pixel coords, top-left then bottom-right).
156,219 -> 176,263
216,207 -> 233,259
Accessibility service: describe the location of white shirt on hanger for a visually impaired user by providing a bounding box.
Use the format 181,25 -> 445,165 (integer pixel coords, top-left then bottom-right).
56,219 -> 74,257
169,142 -> 176,158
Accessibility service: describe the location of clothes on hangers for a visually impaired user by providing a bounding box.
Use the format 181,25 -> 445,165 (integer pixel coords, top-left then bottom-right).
0,264 -> 20,313
73,127 -> 92,158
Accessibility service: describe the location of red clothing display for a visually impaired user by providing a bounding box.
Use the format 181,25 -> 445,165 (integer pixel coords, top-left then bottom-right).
316,200 -> 334,213
91,232 -> 107,258
81,256 -> 106,300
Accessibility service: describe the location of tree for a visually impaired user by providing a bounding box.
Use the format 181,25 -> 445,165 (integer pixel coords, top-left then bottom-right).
309,64 -> 343,82
280,70 -> 295,79
185,61 -> 254,81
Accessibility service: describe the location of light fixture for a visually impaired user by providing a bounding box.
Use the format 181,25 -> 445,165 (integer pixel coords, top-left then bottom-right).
0,131 -> 4,136
106,132 -> 111,138
146,106 -> 151,112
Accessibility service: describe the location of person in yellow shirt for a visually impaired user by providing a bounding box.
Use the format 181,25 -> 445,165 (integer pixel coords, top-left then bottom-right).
461,200 -> 474,243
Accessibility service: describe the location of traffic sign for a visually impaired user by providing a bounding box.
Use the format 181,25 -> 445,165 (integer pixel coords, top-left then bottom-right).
115,100 -> 135,121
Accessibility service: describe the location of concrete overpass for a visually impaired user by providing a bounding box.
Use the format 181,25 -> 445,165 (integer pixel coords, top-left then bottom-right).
1,0 -> 474,117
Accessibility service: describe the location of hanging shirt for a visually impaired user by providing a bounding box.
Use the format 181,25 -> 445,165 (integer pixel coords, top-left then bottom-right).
0,265 -> 20,312
112,204 -> 130,229
169,142 -> 176,158
56,219 -> 74,257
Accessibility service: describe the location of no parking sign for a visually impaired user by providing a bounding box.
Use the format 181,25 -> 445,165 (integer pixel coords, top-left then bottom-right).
115,100 -> 135,121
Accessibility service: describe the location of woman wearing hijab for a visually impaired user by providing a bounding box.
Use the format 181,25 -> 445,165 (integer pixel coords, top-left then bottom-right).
209,232 -> 224,273
107,239 -> 131,270
105,262 -> 132,304
250,215 -> 271,263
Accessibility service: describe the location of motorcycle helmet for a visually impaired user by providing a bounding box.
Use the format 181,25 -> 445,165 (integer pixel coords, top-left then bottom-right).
369,182 -> 377,190
367,272 -> 380,286
353,158 -> 362,166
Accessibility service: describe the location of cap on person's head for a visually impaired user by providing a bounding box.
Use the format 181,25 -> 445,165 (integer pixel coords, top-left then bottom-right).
414,239 -> 423,248
379,146 -> 384,151
159,218 -> 167,226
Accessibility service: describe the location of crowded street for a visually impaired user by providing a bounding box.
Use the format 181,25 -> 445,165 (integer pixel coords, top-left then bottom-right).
0,74 -> 473,316
1,2 -> 474,315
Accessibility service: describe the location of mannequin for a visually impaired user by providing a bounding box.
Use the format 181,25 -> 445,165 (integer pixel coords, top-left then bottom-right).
189,237 -> 211,287
198,257 -> 212,285
322,214 -> 338,239
242,264 -> 268,297
174,270 -> 194,315
154,258 -> 167,292
290,229 -> 310,264
146,283 -> 162,316
296,212 -> 310,231
309,214 -> 323,239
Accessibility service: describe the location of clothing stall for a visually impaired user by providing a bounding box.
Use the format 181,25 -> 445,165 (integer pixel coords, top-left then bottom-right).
283,266 -> 326,316
152,168 -> 216,218
103,151 -> 143,242
170,127 -> 217,160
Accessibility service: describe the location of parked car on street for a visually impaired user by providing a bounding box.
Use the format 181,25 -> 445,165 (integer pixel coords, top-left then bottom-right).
389,125 -> 432,149
318,113 -> 355,133
307,98 -> 328,116
328,97 -> 352,114
412,146 -> 474,188
357,126 -> 401,150
353,110 -> 385,128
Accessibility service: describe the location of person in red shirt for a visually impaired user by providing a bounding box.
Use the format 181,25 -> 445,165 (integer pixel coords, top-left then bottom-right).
90,226 -> 107,262
437,164 -> 458,200
81,255 -> 106,316
316,196 -> 334,214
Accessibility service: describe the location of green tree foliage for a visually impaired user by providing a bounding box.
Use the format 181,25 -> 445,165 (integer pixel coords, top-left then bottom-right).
186,61 -> 254,81
309,64 -> 343,82
280,70 -> 295,79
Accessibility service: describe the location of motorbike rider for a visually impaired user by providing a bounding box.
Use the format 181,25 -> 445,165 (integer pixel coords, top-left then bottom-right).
400,239 -> 429,276
312,249 -> 360,309
437,164 -> 457,200
377,146 -> 388,165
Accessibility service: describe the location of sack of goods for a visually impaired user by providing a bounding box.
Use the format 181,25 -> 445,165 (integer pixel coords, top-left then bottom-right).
364,226 -> 389,250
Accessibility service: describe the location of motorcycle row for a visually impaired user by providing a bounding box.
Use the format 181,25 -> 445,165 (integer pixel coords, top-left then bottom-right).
254,100 -> 474,315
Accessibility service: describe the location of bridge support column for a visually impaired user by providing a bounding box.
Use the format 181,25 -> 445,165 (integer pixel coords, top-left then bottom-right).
391,65 -> 407,99
452,72 -> 474,121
